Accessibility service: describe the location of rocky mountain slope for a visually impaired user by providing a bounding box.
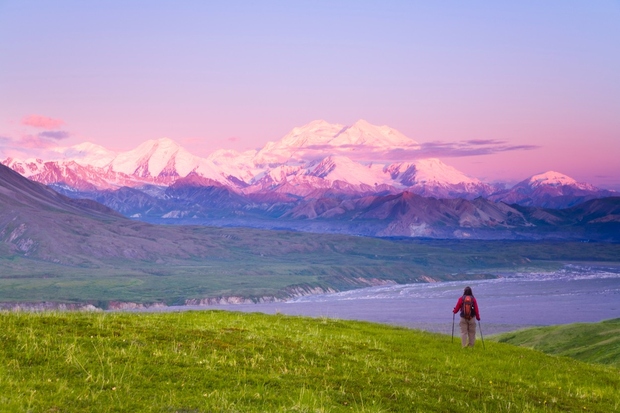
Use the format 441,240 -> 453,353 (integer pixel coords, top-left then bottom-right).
0,162 -> 266,264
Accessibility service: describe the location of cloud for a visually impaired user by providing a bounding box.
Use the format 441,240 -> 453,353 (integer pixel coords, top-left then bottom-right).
17,134 -> 59,149
13,130 -> 70,150
0,131 -> 69,161
227,136 -> 240,143
301,139 -> 540,162
411,140 -> 540,158
38,130 -> 70,140
22,115 -> 64,129
463,139 -> 506,145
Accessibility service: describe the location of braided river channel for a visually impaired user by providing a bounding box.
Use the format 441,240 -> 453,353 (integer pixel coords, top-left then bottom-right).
160,264 -> 620,335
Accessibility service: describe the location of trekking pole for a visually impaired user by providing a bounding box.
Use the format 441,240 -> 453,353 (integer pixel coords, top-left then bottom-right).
451,313 -> 455,344
478,320 -> 486,350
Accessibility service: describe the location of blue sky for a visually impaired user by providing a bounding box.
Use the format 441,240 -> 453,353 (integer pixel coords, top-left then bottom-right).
1,1 -> 619,188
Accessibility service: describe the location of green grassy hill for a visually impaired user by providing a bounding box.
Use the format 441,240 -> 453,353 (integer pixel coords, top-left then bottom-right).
1,311 -> 618,412
492,318 -> 620,367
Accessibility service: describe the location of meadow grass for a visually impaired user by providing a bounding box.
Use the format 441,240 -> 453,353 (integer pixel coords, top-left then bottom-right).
0,311 -> 619,412
492,318 -> 620,367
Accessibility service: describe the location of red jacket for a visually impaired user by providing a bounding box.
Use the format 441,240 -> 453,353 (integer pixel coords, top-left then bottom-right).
453,295 -> 480,320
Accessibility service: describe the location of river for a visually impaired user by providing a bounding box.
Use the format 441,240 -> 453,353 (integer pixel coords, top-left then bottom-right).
150,264 -> 620,335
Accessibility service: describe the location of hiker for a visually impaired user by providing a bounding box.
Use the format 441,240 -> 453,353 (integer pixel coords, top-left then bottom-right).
452,286 -> 480,348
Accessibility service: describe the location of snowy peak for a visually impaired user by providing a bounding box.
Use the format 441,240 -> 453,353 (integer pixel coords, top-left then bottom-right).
111,137 -> 199,179
254,120 -> 345,165
331,119 -> 418,148
3,142 -> 117,176
387,158 -> 480,187
526,171 -> 595,191
4,120 -> 613,208
207,148 -> 259,183
2,157 -> 45,178
284,120 -> 345,147
383,158 -> 493,199
254,119 -> 418,165
264,165 -> 303,184
489,170 -> 612,208
411,158 -> 479,186
307,155 -> 390,187
61,142 -> 117,168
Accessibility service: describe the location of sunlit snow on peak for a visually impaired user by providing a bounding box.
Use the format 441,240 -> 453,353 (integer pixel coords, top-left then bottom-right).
528,171 -> 597,191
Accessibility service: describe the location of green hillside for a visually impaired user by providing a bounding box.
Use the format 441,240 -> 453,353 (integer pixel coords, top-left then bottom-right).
2,238 -> 620,307
1,311 -> 618,412
492,318 -> 620,367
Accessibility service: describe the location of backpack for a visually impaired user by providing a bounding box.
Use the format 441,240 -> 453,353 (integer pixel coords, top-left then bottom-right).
461,295 -> 475,320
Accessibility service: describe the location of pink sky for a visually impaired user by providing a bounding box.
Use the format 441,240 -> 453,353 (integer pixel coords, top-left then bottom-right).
1,2 -> 619,189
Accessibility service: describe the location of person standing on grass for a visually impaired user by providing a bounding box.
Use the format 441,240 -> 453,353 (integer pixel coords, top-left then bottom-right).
452,286 -> 480,348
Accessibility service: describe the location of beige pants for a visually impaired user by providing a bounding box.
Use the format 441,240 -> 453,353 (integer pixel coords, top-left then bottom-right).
459,317 -> 477,347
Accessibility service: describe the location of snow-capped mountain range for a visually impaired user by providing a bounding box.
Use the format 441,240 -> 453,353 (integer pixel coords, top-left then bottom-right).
2,119 -> 615,230
2,119 -> 618,239
2,119 -> 495,196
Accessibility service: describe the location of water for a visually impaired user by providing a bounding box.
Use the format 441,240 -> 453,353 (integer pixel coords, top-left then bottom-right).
157,264 -> 620,335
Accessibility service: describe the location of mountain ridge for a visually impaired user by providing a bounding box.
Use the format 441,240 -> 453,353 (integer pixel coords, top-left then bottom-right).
1,120 -> 499,196
4,120 -> 612,201
2,120 -> 616,238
